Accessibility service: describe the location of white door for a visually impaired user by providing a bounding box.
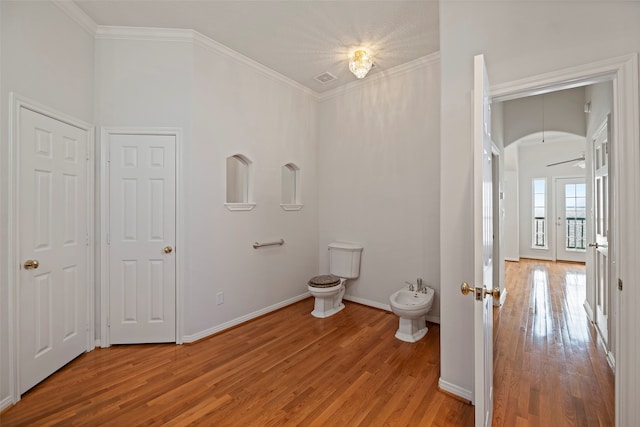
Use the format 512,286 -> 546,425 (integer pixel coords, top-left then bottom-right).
472,54 -> 495,427
19,108 -> 88,393
108,133 -> 176,344
555,178 -> 587,263
591,119 -> 610,346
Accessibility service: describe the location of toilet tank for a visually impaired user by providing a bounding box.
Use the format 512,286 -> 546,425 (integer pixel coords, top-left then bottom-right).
328,241 -> 363,279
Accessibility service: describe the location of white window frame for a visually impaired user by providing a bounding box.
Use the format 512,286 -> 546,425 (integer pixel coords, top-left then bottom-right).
532,177 -> 547,249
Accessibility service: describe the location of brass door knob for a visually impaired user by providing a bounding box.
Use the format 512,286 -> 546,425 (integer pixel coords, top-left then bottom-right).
24,259 -> 39,270
163,246 -> 173,254
461,282 -> 474,295
588,242 -> 599,248
485,287 -> 501,300
461,282 -> 500,301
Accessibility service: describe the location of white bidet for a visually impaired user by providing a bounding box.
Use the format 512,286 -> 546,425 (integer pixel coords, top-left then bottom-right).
389,287 -> 434,342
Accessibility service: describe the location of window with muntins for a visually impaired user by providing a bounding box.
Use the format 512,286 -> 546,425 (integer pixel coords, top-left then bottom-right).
532,178 -> 547,248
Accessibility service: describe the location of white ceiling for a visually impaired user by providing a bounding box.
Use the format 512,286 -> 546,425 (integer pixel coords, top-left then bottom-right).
74,0 -> 439,93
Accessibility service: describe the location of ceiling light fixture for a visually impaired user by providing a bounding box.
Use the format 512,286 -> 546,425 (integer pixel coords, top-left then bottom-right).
349,49 -> 373,79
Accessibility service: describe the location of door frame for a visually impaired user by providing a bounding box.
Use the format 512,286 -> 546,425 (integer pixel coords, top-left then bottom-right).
491,54 -> 639,426
8,93 -> 95,404
99,127 -> 184,347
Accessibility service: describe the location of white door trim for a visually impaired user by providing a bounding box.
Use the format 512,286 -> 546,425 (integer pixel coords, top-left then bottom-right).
99,127 -> 183,347
8,93 -> 95,404
491,53 -> 639,427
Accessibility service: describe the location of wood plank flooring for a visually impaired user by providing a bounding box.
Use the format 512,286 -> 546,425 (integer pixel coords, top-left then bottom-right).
493,259 -> 614,426
2,259 -> 614,426
1,300 -> 472,426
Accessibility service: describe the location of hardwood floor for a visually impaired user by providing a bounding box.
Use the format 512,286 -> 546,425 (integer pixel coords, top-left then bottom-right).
1,300 -> 472,426
493,259 -> 614,426
1,259 -> 614,426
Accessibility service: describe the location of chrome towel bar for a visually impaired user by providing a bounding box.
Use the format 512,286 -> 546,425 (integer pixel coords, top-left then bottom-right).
253,238 -> 284,249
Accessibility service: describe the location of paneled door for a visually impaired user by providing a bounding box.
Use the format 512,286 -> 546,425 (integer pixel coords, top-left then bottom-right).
19,107 -> 89,393
471,54 -> 496,427
107,133 -> 176,344
591,118 -> 610,346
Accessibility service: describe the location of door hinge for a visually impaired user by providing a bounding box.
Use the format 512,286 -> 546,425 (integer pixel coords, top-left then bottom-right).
86,234 -> 89,246
107,317 -> 110,328
618,278 -> 623,291
106,233 -> 110,245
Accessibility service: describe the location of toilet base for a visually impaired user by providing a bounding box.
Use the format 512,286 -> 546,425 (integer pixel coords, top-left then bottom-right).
311,302 -> 345,318
394,316 -> 428,343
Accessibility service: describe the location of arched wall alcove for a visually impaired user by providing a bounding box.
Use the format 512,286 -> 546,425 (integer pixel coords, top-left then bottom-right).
225,154 -> 255,211
281,162 -> 302,210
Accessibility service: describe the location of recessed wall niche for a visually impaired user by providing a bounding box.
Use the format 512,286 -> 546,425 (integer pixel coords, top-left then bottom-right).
281,163 -> 302,211
225,154 -> 255,211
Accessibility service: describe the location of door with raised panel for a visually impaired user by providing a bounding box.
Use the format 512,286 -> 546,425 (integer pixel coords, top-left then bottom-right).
108,133 -> 176,344
19,107 -> 88,393
592,119 -> 610,346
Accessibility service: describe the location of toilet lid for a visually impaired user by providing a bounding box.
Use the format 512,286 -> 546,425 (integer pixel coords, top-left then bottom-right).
308,274 -> 341,288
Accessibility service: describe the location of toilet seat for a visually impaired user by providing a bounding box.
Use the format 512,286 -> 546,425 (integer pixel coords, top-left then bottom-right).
308,274 -> 341,288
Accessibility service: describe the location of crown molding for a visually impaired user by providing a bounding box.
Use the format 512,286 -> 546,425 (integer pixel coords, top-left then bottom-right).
95,26 -> 318,98
95,26 -> 194,43
191,31 -> 317,98
317,51 -> 441,101
51,0 -> 98,35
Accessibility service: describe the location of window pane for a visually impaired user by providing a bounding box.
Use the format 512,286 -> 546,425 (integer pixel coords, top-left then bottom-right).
576,184 -> 586,197
566,184 -> 575,197
535,194 -> 545,207
535,207 -> 545,218
534,179 -> 545,193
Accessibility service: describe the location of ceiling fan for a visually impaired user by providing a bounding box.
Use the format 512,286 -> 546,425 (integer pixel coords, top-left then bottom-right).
546,153 -> 586,168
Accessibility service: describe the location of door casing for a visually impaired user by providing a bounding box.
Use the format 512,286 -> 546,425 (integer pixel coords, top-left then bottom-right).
8,93 -> 95,404
99,127 -> 184,347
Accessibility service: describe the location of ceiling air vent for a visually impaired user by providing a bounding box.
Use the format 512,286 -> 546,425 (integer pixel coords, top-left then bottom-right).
314,72 -> 337,84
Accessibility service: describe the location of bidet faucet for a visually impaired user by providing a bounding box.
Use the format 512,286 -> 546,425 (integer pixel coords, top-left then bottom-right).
416,278 -> 423,291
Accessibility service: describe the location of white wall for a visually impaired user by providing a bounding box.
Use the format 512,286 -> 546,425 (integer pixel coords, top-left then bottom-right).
517,138 -> 586,260
95,34 -> 318,341
188,43 -> 318,337
503,145 -> 519,261
439,0 -> 640,399
317,57 -> 441,320
0,1 -> 95,407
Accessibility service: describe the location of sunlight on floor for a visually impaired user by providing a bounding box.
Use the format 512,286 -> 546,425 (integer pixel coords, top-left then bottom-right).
532,268 -> 551,337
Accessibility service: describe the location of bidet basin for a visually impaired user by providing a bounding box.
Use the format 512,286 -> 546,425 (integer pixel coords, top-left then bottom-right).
389,286 -> 435,342
392,290 -> 431,306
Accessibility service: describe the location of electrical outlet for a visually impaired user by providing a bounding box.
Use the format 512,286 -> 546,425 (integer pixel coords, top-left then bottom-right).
216,291 -> 224,305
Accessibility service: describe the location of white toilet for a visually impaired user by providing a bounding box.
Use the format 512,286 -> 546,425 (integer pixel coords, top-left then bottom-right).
389,285 -> 435,342
308,242 -> 363,318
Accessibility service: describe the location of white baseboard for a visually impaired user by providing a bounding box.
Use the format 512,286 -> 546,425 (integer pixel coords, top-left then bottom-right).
583,300 -> 594,322
344,295 -> 441,324
1,395 -> 14,412
344,295 -> 391,312
182,292 -> 311,343
438,378 -> 473,402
